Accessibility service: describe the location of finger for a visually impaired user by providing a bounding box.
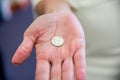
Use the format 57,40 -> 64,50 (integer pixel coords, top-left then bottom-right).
36,60 -> 50,80
12,37 -> 34,65
62,58 -> 74,80
51,62 -> 61,80
74,48 -> 86,80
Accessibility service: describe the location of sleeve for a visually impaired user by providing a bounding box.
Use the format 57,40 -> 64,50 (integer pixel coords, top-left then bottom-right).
31,0 -> 42,18
66,0 -> 111,10
31,0 -> 42,8
66,0 -> 81,10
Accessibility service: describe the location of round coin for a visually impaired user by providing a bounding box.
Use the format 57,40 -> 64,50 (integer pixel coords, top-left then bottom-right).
51,36 -> 64,47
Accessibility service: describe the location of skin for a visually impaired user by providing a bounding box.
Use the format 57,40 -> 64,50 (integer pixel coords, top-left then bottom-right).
12,1 -> 86,80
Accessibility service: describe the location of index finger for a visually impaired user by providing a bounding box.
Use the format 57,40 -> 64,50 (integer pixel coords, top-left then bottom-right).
35,60 -> 50,80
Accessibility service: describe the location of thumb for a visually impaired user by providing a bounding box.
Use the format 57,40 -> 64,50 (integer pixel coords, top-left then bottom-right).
12,36 -> 34,65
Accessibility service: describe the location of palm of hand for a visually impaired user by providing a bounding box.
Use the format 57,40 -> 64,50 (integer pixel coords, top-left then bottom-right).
12,12 -> 86,80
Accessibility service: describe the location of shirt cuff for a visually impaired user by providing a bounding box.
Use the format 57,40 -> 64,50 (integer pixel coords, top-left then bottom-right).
31,0 -> 43,18
31,0 -> 42,7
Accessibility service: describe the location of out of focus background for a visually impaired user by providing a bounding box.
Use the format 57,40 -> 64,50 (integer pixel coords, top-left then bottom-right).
0,0 -> 36,80
0,0 -> 120,80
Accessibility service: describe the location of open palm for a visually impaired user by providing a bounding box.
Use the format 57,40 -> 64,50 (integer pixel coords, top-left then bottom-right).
12,12 -> 86,80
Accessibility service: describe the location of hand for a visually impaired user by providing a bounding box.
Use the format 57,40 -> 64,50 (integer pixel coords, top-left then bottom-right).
12,12 -> 86,80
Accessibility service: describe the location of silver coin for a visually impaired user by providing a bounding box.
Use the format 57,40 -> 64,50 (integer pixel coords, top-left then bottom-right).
51,36 -> 64,47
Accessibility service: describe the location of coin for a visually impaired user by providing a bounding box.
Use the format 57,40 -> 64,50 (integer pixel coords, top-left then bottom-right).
51,36 -> 64,47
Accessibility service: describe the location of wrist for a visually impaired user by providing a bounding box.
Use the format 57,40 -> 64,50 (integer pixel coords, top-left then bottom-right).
35,0 -> 72,16
44,0 -> 71,13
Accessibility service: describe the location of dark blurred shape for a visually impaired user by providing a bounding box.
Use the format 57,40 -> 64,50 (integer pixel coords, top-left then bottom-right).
11,0 -> 30,13
0,12 -> 3,23
0,0 -> 5,79
0,0 -> 3,23
0,53 -> 5,80
11,3 -> 22,12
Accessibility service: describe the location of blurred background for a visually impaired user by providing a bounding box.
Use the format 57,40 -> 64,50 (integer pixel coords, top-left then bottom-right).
0,0 -> 120,80
0,0 -> 36,80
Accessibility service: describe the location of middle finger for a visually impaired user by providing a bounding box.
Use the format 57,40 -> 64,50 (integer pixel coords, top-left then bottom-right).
62,58 -> 74,80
